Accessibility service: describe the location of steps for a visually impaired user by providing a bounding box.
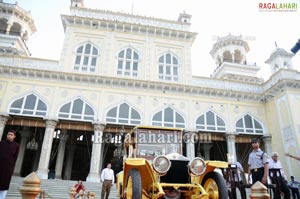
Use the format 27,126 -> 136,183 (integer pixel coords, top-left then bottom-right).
6,176 -> 118,199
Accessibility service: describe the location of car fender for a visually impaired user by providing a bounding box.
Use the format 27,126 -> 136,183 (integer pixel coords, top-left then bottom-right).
120,158 -> 161,197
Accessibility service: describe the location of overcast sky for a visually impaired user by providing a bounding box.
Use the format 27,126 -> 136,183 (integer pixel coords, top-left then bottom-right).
5,0 -> 300,79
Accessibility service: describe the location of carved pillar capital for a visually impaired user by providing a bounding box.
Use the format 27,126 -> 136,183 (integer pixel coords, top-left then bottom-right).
262,134 -> 272,143
0,114 -> 10,125
45,120 -> 58,129
226,133 -> 236,141
262,134 -> 272,155
226,132 -> 237,163
93,122 -> 106,132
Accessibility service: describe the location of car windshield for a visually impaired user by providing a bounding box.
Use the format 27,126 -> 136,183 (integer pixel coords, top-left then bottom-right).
135,128 -> 182,157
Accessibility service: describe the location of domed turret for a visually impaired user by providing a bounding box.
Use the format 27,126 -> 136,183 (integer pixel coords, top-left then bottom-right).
210,34 -> 262,83
210,34 -> 250,67
265,48 -> 294,75
71,0 -> 85,8
177,11 -> 191,23
0,1 -> 36,56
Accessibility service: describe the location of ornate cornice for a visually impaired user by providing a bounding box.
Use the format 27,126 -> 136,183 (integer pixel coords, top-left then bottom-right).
0,64 -> 264,102
61,14 -> 197,42
262,68 -> 300,101
69,6 -> 191,31
1,63 -> 300,103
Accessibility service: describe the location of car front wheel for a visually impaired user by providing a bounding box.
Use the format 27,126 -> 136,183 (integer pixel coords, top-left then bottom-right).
125,169 -> 142,199
201,172 -> 228,199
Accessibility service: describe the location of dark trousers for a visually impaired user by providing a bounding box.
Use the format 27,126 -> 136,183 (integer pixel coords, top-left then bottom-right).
291,188 -> 300,199
101,180 -> 112,199
251,167 -> 264,184
270,177 -> 290,199
229,181 -> 247,199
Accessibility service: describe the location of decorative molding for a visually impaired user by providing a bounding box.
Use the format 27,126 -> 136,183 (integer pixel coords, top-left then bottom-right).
69,6 -> 192,32
0,64 -> 263,102
1,64 -> 300,103
0,55 -> 60,70
61,14 -> 197,42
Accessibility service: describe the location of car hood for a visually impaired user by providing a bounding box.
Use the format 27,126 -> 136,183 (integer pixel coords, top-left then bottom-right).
165,153 -> 190,161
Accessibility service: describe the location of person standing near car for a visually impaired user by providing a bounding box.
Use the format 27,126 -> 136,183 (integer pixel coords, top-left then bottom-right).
0,130 -> 19,199
100,163 -> 115,199
268,152 -> 290,199
289,176 -> 300,199
247,138 -> 269,185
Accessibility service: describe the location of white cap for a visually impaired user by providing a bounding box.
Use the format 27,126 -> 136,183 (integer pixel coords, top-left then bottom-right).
271,152 -> 278,157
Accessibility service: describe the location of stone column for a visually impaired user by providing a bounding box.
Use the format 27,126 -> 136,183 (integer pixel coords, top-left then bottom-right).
36,119 -> 57,179
55,130 -> 69,179
185,131 -> 195,159
86,122 -> 105,182
13,127 -> 31,175
64,145 -> 75,180
230,51 -> 234,63
32,149 -> 41,172
5,22 -> 12,34
203,143 -> 213,160
226,133 -> 237,163
0,115 -> 9,140
262,134 -> 272,156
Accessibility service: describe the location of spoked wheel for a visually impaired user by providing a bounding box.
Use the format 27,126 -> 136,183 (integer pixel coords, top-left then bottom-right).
201,172 -> 228,199
125,169 -> 142,199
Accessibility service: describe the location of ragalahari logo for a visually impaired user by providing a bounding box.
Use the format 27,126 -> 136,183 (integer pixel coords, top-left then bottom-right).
258,2 -> 298,12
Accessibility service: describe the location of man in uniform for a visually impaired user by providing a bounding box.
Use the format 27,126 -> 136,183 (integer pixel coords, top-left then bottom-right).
0,130 -> 19,199
247,138 -> 268,184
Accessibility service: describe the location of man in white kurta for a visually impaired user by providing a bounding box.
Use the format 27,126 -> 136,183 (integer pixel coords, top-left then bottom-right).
100,163 -> 115,199
268,152 -> 290,199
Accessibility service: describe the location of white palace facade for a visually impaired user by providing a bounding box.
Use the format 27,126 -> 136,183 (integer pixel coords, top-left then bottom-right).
0,0 -> 300,181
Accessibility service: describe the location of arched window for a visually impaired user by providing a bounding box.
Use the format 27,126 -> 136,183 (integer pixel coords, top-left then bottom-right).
9,94 -> 47,116
223,51 -> 232,62
158,53 -> 179,81
58,98 -> 94,121
117,48 -> 139,76
10,22 -> 22,36
196,111 -> 226,132
74,43 -> 98,72
0,19 -> 8,34
152,107 -> 185,128
106,103 -> 141,125
236,114 -> 263,134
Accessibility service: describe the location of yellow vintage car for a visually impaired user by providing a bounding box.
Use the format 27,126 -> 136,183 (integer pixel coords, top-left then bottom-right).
116,126 -> 228,199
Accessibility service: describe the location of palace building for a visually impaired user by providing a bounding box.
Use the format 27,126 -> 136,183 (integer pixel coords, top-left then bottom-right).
0,0 -> 299,182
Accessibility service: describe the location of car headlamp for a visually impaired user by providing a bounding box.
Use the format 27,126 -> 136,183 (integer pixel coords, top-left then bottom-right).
188,157 -> 206,176
153,155 -> 171,175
